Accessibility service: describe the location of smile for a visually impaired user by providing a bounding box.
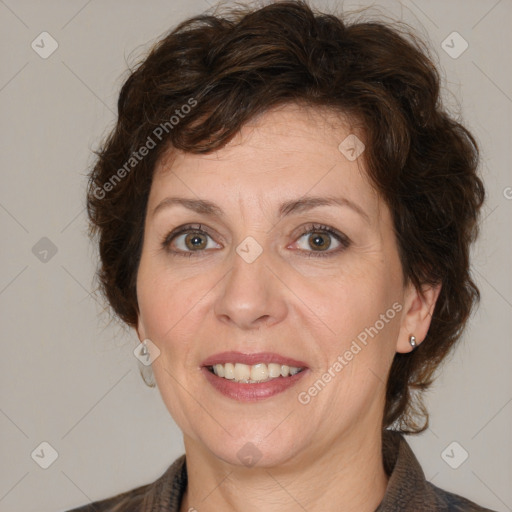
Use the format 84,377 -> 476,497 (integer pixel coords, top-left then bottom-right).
208,362 -> 304,383
201,351 -> 309,401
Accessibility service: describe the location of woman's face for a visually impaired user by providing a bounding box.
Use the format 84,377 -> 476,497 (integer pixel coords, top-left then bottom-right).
136,104 -> 423,468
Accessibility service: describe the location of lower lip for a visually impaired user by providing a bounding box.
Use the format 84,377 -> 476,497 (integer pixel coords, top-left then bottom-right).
201,366 -> 308,402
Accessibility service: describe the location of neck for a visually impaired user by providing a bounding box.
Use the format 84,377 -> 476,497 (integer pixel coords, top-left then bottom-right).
179,425 -> 389,512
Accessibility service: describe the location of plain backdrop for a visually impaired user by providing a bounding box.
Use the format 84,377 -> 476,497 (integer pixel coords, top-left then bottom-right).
0,1 -> 511,511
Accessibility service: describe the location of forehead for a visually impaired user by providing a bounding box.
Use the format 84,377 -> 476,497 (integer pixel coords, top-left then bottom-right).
150,104 -> 382,220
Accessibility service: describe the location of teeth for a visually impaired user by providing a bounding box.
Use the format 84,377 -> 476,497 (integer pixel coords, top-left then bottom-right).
268,363 -> 281,378
214,364 -> 225,378
234,363 -> 251,381
211,362 -> 303,383
224,363 -> 235,380
250,363 -> 268,381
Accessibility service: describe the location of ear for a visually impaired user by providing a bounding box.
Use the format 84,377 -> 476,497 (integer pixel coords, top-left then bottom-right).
135,315 -> 147,344
396,281 -> 442,353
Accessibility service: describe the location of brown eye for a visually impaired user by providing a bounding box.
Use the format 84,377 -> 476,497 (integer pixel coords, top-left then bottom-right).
292,224 -> 350,257
162,224 -> 222,256
183,232 -> 208,250
307,232 -> 332,251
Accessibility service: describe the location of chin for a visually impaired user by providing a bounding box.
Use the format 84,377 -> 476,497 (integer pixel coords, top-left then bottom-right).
196,427 -> 307,469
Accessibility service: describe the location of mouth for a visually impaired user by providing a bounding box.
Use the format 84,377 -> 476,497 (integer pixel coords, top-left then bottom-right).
201,351 -> 309,401
206,362 -> 304,383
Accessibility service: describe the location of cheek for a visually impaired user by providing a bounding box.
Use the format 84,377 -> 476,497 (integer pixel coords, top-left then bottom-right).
136,260 -> 207,430
308,264 -> 402,370
136,255 -> 216,361
308,275 -> 401,410
312,265 -> 398,329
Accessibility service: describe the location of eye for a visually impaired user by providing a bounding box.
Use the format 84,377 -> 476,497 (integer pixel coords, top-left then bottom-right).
162,223 -> 350,258
291,224 -> 350,257
162,224 -> 221,257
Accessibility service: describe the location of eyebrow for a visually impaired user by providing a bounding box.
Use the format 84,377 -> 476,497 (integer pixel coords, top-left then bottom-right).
151,195 -> 370,223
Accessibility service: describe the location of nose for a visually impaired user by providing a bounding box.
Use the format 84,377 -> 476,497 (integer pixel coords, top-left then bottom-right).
213,244 -> 288,330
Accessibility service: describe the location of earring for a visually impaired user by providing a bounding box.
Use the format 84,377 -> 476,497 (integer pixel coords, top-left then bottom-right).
409,335 -> 417,348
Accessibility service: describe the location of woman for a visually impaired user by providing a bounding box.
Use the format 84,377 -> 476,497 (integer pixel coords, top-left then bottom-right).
68,1 -> 495,510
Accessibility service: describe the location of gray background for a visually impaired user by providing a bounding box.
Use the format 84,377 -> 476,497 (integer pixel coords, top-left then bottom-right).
0,0 -> 511,511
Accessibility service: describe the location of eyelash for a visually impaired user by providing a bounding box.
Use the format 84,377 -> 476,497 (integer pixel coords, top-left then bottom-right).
161,223 -> 351,258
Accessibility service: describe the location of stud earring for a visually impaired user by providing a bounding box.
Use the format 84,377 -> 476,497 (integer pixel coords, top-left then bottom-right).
409,335 -> 417,348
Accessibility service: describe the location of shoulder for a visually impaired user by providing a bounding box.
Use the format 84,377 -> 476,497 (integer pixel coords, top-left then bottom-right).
65,486 -> 146,512
379,430 -> 498,512
426,481 -> 498,512
63,454 -> 187,512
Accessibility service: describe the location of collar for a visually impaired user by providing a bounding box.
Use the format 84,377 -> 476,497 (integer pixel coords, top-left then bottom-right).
138,429 -> 493,511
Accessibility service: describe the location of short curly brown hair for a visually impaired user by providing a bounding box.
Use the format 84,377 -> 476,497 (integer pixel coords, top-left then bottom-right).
87,0 -> 485,434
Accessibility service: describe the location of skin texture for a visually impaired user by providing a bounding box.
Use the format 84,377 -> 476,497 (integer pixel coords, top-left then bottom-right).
135,104 -> 441,512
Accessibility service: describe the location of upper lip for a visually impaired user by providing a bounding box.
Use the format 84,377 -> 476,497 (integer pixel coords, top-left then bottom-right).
201,351 -> 308,368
